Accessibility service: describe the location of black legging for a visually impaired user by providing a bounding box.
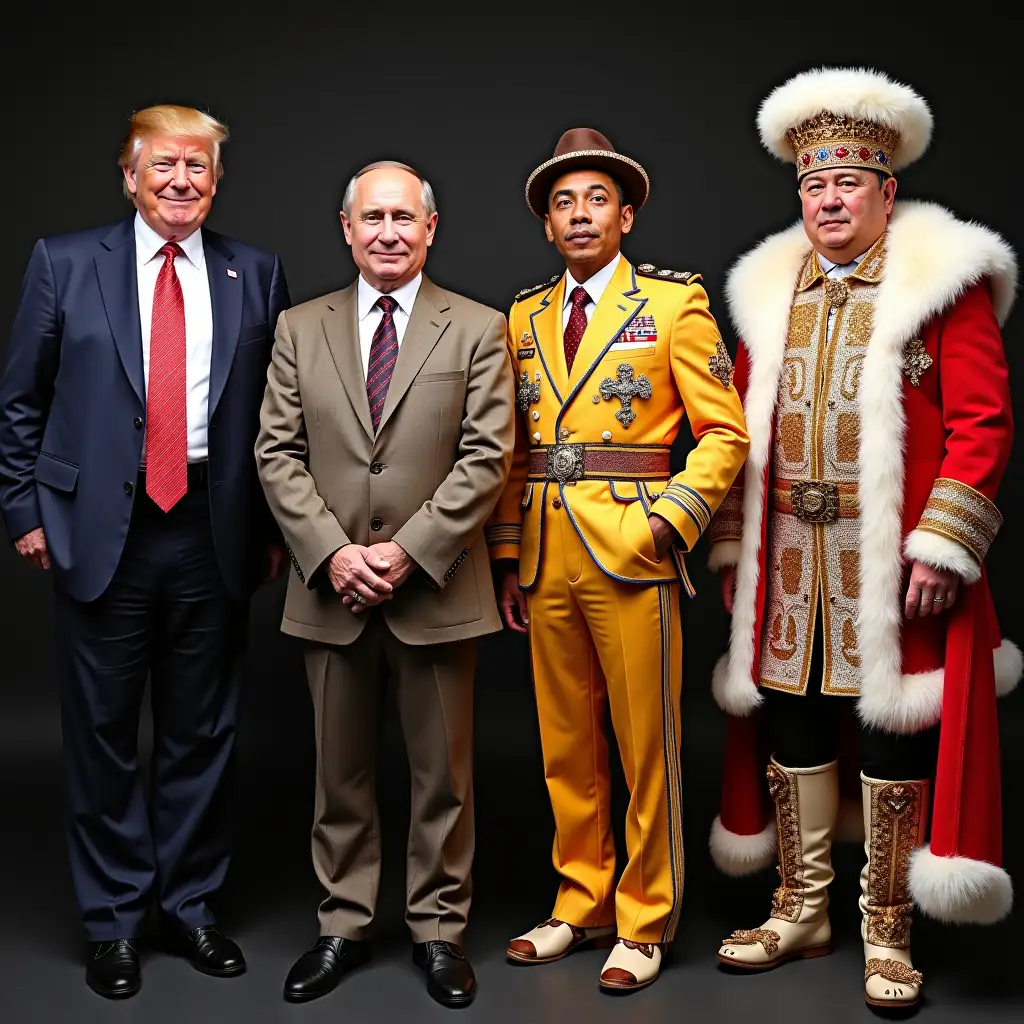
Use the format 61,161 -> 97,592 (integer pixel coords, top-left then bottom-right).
761,616 -> 939,781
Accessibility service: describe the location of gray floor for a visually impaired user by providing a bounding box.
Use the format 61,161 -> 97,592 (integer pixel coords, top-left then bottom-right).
3,695 -> 1020,1024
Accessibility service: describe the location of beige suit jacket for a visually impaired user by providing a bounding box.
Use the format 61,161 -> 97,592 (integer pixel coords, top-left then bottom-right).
256,275 -> 515,646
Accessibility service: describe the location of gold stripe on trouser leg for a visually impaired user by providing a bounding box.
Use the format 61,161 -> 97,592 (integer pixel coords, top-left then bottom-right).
559,516 -> 684,943
526,500 -> 616,928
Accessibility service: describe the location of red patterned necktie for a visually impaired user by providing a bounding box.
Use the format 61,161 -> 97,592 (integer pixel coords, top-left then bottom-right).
145,242 -> 188,512
563,285 -> 590,373
366,295 -> 399,432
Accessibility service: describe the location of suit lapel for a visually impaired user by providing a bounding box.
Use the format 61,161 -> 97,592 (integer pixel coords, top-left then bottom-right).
375,276 -> 451,435
204,231 -> 244,418
567,257 -> 643,395
94,219 -> 145,406
321,283 -> 374,439
530,276 -> 567,402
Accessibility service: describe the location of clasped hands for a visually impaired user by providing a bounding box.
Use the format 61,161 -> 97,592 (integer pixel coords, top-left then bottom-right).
328,541 -> 415,614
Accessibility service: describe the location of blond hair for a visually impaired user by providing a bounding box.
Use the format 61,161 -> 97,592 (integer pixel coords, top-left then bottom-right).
118,104 -> 229,199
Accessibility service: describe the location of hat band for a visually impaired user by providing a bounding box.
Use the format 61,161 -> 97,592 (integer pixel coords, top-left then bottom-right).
795,137 -> 894,178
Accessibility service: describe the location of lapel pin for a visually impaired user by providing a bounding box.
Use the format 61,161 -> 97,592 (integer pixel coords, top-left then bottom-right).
226,269 -> 237,278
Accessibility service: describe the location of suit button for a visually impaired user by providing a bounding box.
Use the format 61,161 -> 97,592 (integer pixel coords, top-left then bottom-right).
370,517 -> 384,532
124,481 -> 134,495
370,462 -> 383,475
134,416 -> 144,430
552,498 -> 562,510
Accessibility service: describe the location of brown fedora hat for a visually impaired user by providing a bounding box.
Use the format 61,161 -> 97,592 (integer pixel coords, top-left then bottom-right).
525,127 -> 649,218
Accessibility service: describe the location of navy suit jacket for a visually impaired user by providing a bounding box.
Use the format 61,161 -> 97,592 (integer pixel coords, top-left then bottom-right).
0,217 -> 290,602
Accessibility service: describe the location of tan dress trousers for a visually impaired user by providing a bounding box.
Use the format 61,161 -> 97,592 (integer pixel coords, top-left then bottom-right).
304,613 -> 476,943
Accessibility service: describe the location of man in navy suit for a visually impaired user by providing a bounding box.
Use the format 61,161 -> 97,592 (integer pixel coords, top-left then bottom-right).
0,104 -> 289,998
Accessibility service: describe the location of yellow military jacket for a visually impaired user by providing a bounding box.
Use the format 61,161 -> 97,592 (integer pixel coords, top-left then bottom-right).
486,255 -> 750,589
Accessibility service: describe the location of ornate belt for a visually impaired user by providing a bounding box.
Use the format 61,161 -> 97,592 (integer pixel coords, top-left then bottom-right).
527,443 -> 671,483
773,478 -> 859,523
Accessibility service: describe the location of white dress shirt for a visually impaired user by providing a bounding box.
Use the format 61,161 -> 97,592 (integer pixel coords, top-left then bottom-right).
356,273 -> 423,377
818,250 -> 865,343
562,252 -> 622,330
135,212 -> 214,462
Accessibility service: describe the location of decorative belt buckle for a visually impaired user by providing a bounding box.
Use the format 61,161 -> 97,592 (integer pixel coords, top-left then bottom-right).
791,480 -> 839,524
546,443 -> 585,483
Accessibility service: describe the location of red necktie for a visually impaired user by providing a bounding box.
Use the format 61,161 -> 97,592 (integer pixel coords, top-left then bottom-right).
563,285 -> 590,373
366,295 -> 399,432
145,242 -> 188,512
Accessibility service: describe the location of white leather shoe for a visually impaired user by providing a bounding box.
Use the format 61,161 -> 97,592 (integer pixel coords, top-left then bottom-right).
717,759 -> 837,970
506,919 -> 615,965
599,940 -> 664,991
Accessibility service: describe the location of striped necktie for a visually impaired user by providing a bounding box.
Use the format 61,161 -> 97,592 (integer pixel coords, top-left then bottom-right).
366,295 -> 399,432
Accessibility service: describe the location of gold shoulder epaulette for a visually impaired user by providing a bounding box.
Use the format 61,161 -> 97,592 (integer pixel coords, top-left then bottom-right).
635,263 -> 700,284
514,273 -> 561,302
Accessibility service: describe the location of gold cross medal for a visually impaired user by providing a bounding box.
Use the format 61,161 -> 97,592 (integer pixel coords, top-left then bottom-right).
599,363 -> 653,428
517,371 -> 541,412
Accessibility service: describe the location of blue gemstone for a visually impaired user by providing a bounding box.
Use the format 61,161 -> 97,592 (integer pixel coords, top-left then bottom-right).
877,151 -> 888,164
817,148 -> 830,160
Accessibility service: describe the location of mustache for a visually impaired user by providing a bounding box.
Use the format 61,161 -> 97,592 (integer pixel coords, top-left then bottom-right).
564,228 -> 599,240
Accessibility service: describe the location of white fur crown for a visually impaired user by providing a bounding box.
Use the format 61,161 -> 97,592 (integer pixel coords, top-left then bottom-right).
757,67 -> 933,178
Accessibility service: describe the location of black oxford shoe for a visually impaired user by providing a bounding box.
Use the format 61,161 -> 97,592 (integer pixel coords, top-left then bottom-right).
283,936 -> 371,1003
413,941 -> 477,1008
86,939 -> 141,999
183,926 -> 246,977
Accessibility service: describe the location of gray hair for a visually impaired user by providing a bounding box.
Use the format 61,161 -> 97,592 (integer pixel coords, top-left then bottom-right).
342,160 -> 437,218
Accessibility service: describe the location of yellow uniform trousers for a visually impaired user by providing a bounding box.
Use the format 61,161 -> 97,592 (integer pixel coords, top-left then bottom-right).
527,496 -> 684,944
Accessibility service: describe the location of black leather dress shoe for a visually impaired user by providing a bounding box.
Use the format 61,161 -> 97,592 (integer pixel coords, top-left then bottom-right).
86,939 -> 141,999
283,936 -> 371,1003
413,941 -> 476,1008
183,926 -> 246,977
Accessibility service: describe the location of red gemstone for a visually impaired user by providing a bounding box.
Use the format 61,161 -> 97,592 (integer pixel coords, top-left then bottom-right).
834,146 -> 849,159
802,153 -> 811,165
859,147 -> 871,160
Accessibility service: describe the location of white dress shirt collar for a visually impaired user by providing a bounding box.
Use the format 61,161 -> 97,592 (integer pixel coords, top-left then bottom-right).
357,273 -> 423,322
563,252 -> 622,309
817,250 -> 865,277
134,212 -> 205,268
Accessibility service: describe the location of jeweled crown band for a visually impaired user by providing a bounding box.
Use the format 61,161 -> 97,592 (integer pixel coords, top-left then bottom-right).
788,112 -> 899,179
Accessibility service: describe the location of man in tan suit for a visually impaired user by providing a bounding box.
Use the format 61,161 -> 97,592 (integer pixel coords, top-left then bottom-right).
256,161 -> 515,1009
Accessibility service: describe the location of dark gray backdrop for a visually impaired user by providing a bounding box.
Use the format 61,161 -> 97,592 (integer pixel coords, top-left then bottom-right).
1,6 -> 1021,1023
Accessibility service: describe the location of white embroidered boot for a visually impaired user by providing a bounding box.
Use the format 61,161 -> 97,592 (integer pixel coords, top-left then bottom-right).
717,759 -> 838,969
860,774 -> 928,1009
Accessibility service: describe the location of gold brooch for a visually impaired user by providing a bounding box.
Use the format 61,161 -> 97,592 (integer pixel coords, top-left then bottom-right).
901,338 -> 932,387
825,277 -> 849,308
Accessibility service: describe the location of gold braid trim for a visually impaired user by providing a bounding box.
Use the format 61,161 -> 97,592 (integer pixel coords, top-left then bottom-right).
708,483 -> 744,544
915,478 -> 1002,564
867,782 -> 924,948
721,929 -> 781,957
767,763 -> 805,923
864,958 -> 923,987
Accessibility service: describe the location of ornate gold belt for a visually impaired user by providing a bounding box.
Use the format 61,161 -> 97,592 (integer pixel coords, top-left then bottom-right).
773,478 -> 859,523
527,444 -> 671,483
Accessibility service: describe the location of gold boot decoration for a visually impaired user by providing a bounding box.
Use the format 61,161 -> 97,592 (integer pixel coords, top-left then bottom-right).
717,758 -> 837,970
859,773 -> 929,1008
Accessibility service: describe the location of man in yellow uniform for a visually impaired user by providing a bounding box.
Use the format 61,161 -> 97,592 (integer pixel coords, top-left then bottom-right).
488,128 -> 749,991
